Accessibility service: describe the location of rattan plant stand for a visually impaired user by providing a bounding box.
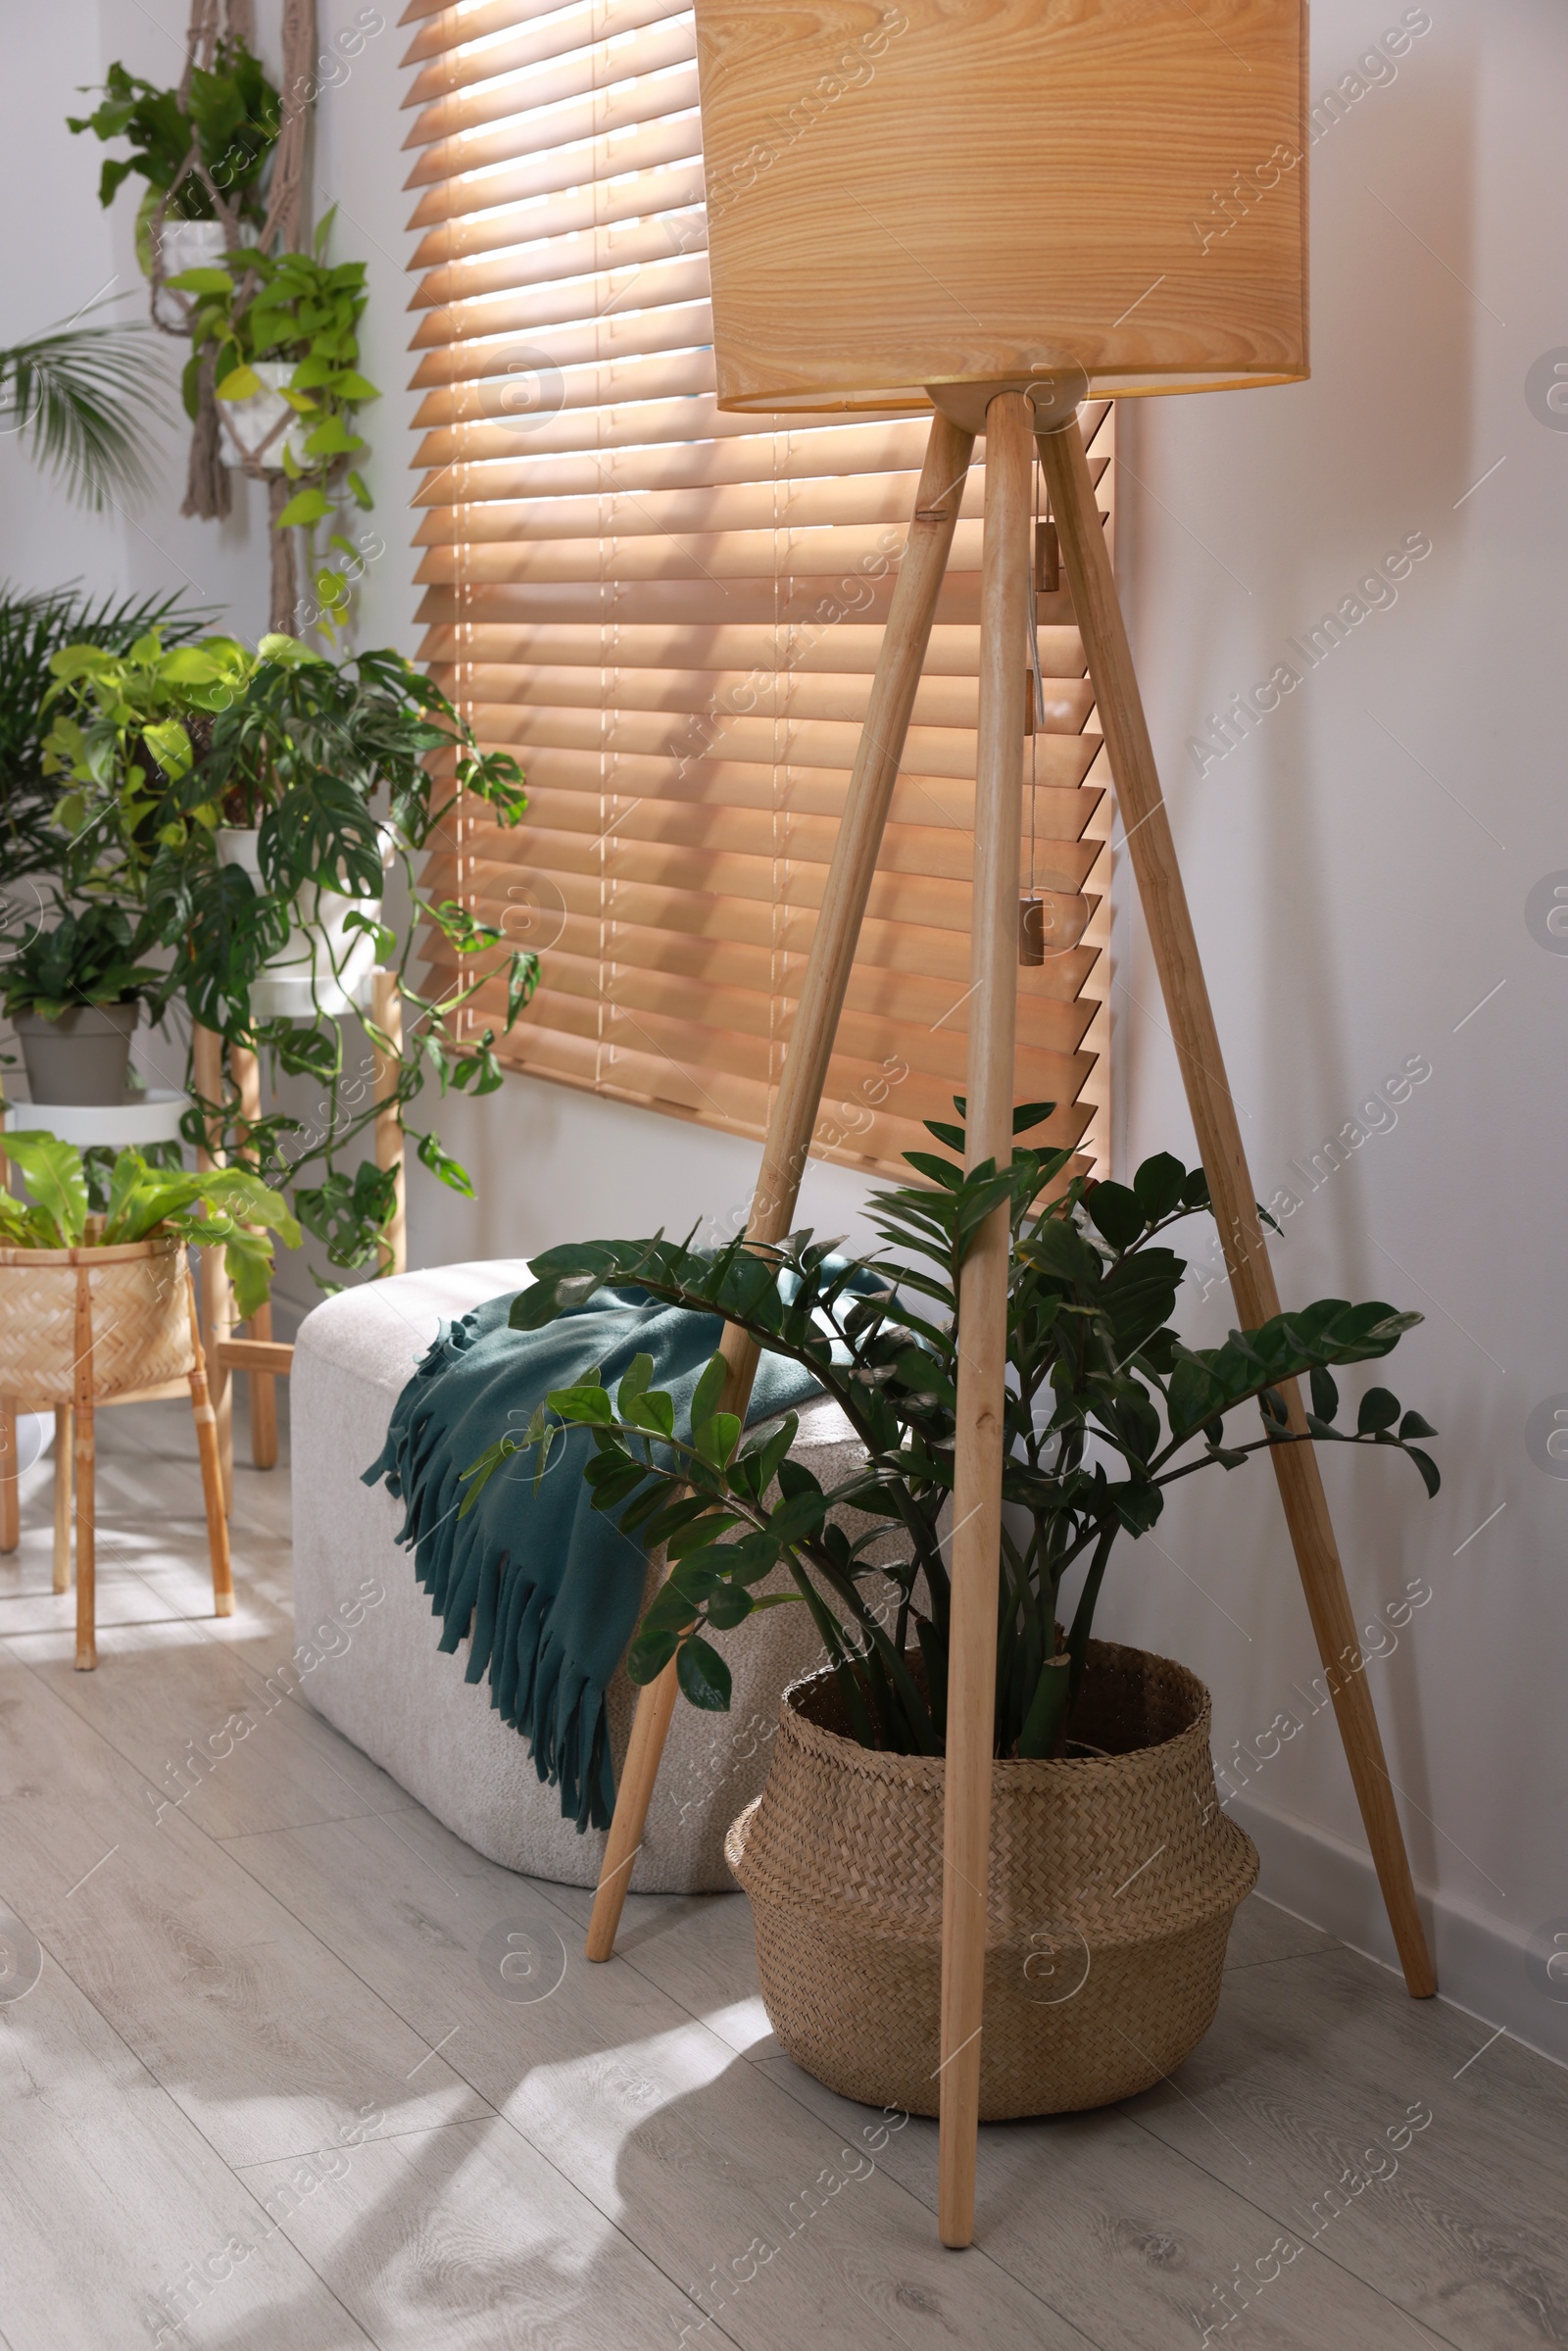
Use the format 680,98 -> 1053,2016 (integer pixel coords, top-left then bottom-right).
0,1232 -> 232,1669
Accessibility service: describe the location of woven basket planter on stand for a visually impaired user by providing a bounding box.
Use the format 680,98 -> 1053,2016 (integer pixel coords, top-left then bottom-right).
0,1233 -> 231,1670
726,1638 -> 1258,2121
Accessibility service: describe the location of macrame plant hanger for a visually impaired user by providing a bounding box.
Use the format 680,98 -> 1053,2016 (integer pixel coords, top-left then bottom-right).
150,0 -> 318,633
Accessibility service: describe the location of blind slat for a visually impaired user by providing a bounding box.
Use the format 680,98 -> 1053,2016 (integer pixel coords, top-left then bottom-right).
499,770 -> 1102,840
413,573 -> 1020,625
417,661 -> 1096,736
412,197 -> 708,302
449,708 -> 1103,794
414,622 -> 1086,678
408,252 -> 712,351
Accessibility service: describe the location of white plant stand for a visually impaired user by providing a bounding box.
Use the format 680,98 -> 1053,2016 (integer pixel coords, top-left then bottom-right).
5,1091 -> 190,1148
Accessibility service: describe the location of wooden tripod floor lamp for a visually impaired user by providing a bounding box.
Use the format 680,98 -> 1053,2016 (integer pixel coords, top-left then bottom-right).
586,0 -> 1437,2248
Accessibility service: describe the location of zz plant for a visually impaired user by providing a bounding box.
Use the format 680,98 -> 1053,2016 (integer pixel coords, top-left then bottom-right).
487,1105 -> 1441,1756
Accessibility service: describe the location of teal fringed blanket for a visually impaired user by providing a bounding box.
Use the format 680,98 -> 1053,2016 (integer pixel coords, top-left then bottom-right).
363,1288 -> 822,1834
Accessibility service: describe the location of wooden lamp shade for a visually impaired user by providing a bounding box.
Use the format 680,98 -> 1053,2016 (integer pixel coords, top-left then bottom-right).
694,0 -> 1308,414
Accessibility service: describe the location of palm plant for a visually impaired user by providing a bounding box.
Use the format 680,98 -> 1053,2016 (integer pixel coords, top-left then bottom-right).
0,316 -> 172,509
491,1105 -> 1441,1756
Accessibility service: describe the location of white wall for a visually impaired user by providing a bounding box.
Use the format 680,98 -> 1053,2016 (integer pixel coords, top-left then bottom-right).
0,11 -> 274,631
4,0 -> 1563,2060
1102,0 -> 1568,2060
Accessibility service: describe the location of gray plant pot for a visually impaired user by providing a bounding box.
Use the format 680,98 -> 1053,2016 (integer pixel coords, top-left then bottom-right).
12,1003 -> 139,1106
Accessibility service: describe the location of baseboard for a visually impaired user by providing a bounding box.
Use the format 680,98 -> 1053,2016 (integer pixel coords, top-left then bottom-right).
1228,1794 -> 1568,2071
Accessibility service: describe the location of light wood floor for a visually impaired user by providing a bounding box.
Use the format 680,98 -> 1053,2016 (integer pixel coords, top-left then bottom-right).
0,1401 -> 1562,2351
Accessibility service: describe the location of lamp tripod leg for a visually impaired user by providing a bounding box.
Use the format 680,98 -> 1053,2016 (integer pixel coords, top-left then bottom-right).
937,389 -> 1034,2251
583,410 -> 977,1966
1037,417 -> 1436,2002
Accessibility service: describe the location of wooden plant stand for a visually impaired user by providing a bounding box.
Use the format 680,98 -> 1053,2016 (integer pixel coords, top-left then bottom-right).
580,398 -> 1438,2247
0,1236 -> 231,1670
193,970 -> 408,1510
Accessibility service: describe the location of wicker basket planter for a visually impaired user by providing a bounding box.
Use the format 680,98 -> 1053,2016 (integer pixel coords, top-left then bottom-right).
726,1638 -> 1258,2121
0,1232 -> 194,1400
0,1233 -> 230,1667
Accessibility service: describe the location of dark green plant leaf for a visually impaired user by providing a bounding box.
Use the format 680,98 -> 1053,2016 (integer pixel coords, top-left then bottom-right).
1403,1445 -> 1441,1497
1356,1386 -> 1401,1435
547,1381 -> 612,1427
1085,1180 -> 1145,1252
1132,1152 -> 1186,1222
675,1636 -> 732,1711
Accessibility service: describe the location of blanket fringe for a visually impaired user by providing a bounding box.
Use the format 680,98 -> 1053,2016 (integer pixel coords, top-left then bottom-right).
378,1389 -> 615,1833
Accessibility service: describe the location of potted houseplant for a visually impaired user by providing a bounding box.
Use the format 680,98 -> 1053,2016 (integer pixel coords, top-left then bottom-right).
0,1129 -> 298,1325
0,587 -> 211,884
0,901 -> 160,1105
170,216 -> 378,634
0,1129 -> 299,1667
41,627 -> 543,1280
500,1105 -> 1441,2119
67,42 -> 280,325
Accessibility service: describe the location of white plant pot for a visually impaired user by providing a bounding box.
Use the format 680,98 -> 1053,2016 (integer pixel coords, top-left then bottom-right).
151,218 -> 228,329
217,824 -> 393,1020
217,359 -> 313,474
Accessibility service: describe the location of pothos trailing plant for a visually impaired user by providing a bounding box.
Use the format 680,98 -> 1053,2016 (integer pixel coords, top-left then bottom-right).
479,1104 -> 1441,1757
171,215 -> 378,636
38,630 -> 539,1280
68,40 -> 281,253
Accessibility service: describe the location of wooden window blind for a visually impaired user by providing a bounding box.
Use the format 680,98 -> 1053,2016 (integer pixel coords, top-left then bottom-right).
400,0 -> 1110,1181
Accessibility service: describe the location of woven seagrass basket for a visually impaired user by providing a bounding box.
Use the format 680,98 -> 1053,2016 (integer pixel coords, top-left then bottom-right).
0,1233 -> 195,1403
726,1638 -> 1258,2120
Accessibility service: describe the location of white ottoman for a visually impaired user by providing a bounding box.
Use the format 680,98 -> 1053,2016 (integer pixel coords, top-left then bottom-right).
291,1259 -> 864,1892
